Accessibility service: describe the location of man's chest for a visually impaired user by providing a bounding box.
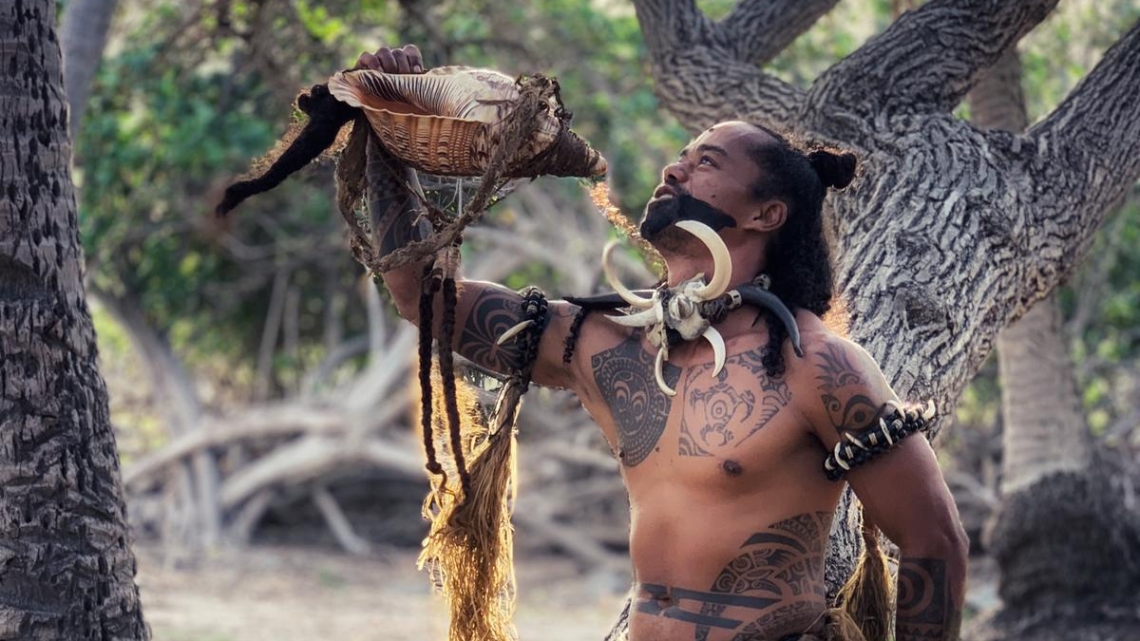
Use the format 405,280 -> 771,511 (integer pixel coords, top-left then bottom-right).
585,336 -> 809,475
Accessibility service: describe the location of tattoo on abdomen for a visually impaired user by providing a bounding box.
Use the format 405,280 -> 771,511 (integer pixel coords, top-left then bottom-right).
679,349 -> 792,456
457,290 -> 524,373
591,337 -> 679,467
814,343 -> 877,432
635,512 -> 831,640
896,558 -> 961,641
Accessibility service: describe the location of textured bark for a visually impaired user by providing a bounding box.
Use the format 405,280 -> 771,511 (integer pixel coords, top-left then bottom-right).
59,0 -> 118,138
0,0 -> 148,638
633,0 -> 1140,602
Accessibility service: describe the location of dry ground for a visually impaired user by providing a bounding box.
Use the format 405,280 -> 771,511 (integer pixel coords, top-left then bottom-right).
137,543 -> 628,641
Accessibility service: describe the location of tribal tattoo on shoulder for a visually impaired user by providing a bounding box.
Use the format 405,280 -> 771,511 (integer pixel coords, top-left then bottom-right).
636,512 -> 832,641
813,342 -> 879,433
896,558 -> 962,641
679,348 -> 792,457
591,336 -> 680,467
457,289 -> 525,373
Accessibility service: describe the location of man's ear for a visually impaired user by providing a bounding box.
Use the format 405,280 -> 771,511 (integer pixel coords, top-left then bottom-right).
743,200 -> 786,233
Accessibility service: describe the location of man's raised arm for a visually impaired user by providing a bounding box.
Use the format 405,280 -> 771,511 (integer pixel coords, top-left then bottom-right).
362,46 -> 587,390
798,336 -> 969,640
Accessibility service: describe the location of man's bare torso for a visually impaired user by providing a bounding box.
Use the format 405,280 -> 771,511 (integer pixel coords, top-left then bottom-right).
570,314 -> 845,641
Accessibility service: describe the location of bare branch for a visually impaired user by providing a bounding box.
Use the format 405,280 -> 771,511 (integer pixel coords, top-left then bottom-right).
1027,18 -> 1140,277
631,0 -> 714,58
809,0 -> 1058,119
632,0 -> 804,132
719,0 -> 840,66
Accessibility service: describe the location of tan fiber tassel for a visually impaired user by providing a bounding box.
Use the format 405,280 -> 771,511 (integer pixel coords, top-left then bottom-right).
836,508 -> 893,641
416,367 -> 524,641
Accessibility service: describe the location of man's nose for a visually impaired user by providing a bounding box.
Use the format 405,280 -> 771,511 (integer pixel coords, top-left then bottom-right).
662,161 -> 688,185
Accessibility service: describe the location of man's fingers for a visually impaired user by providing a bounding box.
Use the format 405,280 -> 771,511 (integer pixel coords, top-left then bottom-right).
355,51 -> 380,71
375,47 -> 398,72
402,44 -> 424,73
391,49 -> 412,74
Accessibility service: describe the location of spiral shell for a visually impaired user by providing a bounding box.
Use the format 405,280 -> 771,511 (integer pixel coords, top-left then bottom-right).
327,66 -> 606,178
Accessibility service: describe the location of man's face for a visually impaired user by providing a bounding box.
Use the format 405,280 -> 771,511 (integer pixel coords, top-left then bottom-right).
641,121 -> 770,252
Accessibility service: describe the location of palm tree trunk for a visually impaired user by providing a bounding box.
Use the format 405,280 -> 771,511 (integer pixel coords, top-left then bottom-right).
0,0 -> 148,637
59,0 -> 119,138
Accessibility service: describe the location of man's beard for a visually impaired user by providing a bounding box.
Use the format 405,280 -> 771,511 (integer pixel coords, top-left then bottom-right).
640,192 -> 736,253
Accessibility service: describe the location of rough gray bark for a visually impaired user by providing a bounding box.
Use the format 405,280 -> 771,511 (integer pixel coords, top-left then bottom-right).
0,0 -> 148,637
59,0 -> 118,138
632,0 -> 1140,599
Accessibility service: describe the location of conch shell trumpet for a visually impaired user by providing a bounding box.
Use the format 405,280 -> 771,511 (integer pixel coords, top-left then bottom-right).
327,66 -> 606,178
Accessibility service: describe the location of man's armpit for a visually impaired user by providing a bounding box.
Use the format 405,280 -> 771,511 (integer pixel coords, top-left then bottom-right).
457,288 -> 525,373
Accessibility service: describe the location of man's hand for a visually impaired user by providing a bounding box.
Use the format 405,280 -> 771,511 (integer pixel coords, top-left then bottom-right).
355,45 -> 425,74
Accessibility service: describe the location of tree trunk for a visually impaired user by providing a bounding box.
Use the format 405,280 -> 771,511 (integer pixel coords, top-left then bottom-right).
0,0 -> 148,637
632,0 -> 1140,596
966,50 -> 1140,641
59,0 -> 118,139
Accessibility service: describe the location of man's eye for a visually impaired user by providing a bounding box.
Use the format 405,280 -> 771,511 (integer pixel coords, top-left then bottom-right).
699,155 -> 716,166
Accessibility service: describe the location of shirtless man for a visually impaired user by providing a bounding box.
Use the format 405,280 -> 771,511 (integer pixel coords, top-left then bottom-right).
360,45 -> 968,641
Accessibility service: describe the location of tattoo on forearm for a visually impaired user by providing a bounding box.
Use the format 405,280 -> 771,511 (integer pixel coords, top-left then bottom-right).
635,512 -> 832,641
591,335 -> 679,466
457,290 -> 525,373
814,343 -> 877,432
896,557 -> 962,641
679,348 -> 791,457
367,141 -> 428,259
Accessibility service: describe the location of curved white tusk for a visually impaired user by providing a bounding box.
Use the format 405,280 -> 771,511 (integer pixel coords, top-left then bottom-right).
602,241 -> 655,309
496,319 -> 535,345
675,220 -> 733,301
922,399 -> 937,420
654,347 -> 677,397
605,305 -> 663,327
702,326 -> 726,376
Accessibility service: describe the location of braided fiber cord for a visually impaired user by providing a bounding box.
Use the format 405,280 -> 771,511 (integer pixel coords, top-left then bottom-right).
419,265 -> 446,479
439,274 -> 471,496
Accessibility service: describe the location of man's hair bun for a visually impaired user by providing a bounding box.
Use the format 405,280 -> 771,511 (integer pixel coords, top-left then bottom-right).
807,149 -> 858,190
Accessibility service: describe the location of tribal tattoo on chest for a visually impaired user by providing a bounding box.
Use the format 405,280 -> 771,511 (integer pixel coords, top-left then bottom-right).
636,512 -> 832,641
591,336 -> 680,466
679,349 -> 792,457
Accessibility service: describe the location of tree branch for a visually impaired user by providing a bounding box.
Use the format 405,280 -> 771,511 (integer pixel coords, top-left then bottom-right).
1026,18 -> 1140,280
719,0 -> 840,66
632,0 -> 804,133
631,0 -> 714,58
809,0 -> 1058,120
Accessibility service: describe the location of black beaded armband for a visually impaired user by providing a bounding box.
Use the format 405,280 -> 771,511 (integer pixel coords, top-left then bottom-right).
823,401 -> 937,481
510,287 -> 550,390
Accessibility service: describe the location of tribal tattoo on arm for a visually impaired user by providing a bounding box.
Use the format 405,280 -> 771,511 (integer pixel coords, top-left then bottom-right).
366,139 -> 430,260
813,342 -> 881,434
896,557 -> 962,641
456,288 -> 526,374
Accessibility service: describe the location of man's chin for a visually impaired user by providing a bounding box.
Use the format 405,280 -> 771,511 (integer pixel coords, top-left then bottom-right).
645,224 -> 691,254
